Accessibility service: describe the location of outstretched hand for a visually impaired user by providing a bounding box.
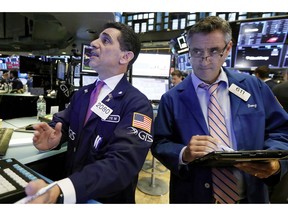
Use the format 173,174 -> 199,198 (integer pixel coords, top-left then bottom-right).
32,122 -> 62,151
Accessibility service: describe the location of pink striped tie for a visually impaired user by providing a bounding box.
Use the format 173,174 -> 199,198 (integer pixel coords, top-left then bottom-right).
202,83 -> 240,204
84,80 -> 105,124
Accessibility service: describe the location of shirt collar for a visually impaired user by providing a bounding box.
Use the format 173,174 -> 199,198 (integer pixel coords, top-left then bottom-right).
97,73 -> 124,91
191,68 -> 229,90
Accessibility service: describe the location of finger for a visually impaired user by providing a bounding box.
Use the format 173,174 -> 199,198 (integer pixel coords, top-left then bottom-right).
54,122 -> 62,136
25,179 -> 47,196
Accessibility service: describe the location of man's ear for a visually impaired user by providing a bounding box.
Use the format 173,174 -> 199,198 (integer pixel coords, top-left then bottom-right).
120,51 -> 134,65
226,40 -> 233,54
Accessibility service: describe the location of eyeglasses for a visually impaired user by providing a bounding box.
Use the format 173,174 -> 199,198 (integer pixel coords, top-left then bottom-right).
189,43 -> 228,61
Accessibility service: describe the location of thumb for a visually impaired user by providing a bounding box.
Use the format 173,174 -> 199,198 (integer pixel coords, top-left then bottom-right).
25,179 -> 47,196
54,122 -> 62,136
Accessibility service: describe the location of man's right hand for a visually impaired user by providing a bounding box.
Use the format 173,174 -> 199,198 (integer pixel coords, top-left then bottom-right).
182,135 -> 221,163
32,122 -> 62,151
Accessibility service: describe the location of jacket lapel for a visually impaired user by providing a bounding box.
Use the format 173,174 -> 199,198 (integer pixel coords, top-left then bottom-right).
179,76 -> 209,134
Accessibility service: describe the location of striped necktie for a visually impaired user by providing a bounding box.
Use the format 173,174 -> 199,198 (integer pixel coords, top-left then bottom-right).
84,80 -> 105,125
202,82 -> 240,204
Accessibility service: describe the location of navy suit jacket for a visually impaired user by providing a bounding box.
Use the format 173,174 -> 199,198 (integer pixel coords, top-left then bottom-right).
151,68 -> 288,203
50,75 -> 153,203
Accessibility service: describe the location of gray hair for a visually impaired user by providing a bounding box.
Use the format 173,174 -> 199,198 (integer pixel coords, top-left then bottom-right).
186,16 -> 232,44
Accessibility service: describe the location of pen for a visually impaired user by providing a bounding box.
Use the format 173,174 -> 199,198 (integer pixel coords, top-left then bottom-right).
15,181 -> 58,204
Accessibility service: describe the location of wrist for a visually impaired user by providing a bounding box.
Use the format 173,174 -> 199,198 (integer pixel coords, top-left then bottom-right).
56,192 -> 64,204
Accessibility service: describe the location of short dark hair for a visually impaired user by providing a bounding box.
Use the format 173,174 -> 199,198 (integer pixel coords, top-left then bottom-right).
103,22 -> 141,71
10,70 -> 18,78
171,70 -> 183,78
255,65 -> 270,79
187,16 -> 232,44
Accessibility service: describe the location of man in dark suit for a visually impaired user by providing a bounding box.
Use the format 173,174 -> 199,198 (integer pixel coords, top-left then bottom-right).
25,22 -> 153,203
151,16 -> 288,203
254,65 -> 277,90
273,80 -> 288,113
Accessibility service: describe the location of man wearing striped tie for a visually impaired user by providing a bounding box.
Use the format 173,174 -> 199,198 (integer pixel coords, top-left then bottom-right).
151,16 -> 288,203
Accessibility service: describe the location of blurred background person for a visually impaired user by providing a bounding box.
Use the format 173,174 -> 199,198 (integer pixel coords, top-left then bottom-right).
171,70 -> 183,87
254,65 -> 277,90
26,72 -> 34,91
9,70 -> 24,93
0,71 -> 9,89
273,79 -> 288,113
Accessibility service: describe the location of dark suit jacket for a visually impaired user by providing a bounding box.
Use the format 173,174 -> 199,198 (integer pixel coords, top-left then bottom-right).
265,79 -> 277,90
273,81 -> 288,113
50,75 -> 153,203
151,68 -> 288,203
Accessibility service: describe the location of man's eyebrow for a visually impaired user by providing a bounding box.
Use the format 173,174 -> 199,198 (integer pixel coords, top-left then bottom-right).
100,32 -> 113,41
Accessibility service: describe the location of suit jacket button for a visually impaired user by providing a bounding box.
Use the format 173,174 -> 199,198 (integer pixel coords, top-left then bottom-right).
204,183 -> 210,188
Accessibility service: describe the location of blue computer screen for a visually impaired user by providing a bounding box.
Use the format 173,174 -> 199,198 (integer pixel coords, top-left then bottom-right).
234,18 -> 288,69
177,53 -> 192,72
283,48 -> 288,68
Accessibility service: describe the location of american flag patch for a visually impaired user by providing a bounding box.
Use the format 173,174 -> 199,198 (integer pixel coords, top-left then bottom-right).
132,112 -> 152,133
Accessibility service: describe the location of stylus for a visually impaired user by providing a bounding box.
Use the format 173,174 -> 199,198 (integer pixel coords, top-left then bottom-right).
15,181 -> 58,204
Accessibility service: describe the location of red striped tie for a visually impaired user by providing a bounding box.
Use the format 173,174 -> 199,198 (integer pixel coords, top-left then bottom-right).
202,82 -> 240,204
84,80 -> 105,125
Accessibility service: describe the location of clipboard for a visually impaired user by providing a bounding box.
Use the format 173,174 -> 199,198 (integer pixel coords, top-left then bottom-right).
191,150 -> 288,167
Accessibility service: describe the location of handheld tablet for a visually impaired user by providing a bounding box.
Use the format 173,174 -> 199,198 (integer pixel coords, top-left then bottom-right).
191,150 -> 288,167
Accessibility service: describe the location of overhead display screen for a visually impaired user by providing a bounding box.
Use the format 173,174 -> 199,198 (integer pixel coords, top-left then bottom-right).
132,53 -> 171,77
234,18 -> 288,68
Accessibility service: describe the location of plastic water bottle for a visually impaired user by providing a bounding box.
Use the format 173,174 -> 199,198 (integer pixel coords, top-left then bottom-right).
37,95 -> 46,119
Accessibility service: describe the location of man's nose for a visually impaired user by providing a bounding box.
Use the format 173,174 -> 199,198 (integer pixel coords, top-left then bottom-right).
90,39 -> 100,48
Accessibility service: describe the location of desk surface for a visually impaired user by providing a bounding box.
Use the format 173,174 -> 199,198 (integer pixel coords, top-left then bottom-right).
1,117 -> 67,165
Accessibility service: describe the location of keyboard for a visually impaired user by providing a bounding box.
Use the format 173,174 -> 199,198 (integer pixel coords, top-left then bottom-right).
0,158 -> 43,203
0,128 -> 14,156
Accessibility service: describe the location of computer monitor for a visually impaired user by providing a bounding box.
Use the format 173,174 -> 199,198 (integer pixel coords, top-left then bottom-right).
6,56 -> 20,70
282,47 -> 288,68
132,53 -> 171,77
73,78 -> 80,87
0,57 -> 8,70
234,17 -> 288,69
56,61 -> 66,80
131,77 -> 169,101
74,63 -> 81,78
234,44 -> 284,68
81,44 -> 96,73
177,52 -> 192,72
81,74 -> 98,86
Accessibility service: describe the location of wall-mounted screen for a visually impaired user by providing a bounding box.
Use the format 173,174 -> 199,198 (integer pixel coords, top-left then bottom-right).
81,74 -> 98,86
74,63 -> 81,78
132,53 -> 171,77
81,44 -> 96,73
57,61 -> 66,80
73,78 -> 80,87
235,44 -> 284,68
1,56 -> 20,70
131,77 -> 169,101
237,18 -> 288,46
0,57 -> 8,70
177,52 -> 192,72
234,18 -> 288,69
